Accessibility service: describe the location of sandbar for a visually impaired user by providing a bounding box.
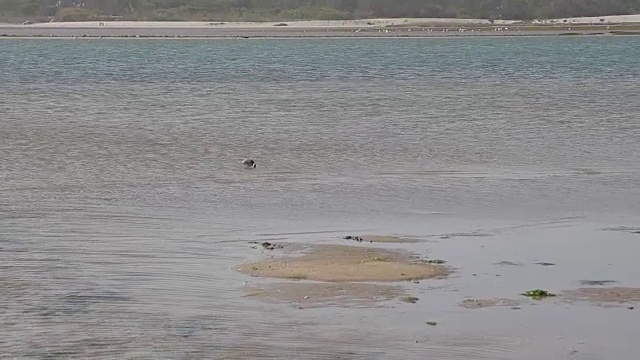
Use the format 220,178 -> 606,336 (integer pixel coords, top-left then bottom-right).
237,244 -> 449,282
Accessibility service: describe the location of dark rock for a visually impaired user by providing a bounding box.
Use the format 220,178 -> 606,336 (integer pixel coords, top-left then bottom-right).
427,259 -> 446,264
260,242 -> 283,250
400,296 -> 419,304
345,235 -> 364,242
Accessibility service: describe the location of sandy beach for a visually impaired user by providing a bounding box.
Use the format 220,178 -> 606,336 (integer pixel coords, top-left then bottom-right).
2,15 -> 640,38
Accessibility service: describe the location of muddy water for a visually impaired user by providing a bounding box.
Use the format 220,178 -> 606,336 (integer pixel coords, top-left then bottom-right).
2,37 -> 640,359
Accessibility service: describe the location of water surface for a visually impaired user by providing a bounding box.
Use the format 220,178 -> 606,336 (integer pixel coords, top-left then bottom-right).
1,37 -> 640,359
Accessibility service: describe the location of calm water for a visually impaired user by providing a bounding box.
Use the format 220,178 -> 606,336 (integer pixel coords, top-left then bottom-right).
1,37 -> 640,359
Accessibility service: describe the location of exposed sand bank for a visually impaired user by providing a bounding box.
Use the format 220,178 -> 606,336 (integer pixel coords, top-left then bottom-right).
239,234 -> 631,310
244,282 -> 406,307
236,232 -> 640,310
237,244 -> 450,282
564,287 -> 640,303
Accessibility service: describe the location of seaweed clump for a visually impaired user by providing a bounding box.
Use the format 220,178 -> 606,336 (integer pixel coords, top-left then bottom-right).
521,289 -> 556,299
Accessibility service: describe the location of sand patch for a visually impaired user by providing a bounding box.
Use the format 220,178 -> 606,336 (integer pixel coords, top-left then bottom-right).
564,287 -> 640,303
0,276 -> 30,291
243,282 -> 404,307
460,298 -> 521,309
237,244 -> 449,282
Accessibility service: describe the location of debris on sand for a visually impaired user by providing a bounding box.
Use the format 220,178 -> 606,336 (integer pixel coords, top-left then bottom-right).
344,235 -> 418,243
261,242 -> 284,250
426,321 -> 437,326
344,235 -> 364,242
460,298 -> 521,309
249,241 -> 284,251
521,289 -> 557,299
426,259 -> 446,264
237,244 -> 450,282
400,296 -> 419,304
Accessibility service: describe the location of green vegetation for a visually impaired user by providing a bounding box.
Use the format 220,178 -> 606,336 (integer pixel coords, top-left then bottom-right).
521,289 -> 557,299
2,0 -> 640,22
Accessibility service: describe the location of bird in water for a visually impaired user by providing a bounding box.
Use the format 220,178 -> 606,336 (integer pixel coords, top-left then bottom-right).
242,159 -> 256,168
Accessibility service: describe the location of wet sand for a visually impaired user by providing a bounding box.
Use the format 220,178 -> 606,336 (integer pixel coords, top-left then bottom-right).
244,282 -> 406,307
237,241 -> 449,307
564,287 -> 640,304
460,298 -> 521,309
237,230 -> 640,315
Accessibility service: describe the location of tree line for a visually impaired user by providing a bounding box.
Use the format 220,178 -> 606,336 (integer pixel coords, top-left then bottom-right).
3,0 -> 640,21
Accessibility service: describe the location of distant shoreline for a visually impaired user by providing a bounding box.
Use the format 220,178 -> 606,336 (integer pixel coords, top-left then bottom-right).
2,16 -> 640,39
0,15 -> 640,39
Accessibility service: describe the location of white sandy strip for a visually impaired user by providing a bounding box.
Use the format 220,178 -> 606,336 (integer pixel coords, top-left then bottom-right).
10,18 -> 499,29
6,14 -> 640,29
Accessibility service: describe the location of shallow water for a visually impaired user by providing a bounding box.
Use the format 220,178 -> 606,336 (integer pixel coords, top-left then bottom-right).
1,37 -> 640,359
